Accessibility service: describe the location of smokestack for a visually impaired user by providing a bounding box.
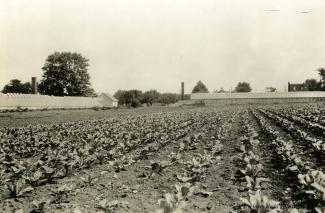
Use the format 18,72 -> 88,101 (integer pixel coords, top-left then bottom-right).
31,77 -> 37,94
181,82 -> 184,100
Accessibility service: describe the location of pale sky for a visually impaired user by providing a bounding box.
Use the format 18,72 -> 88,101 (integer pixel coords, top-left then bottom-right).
1,0 -> 325,94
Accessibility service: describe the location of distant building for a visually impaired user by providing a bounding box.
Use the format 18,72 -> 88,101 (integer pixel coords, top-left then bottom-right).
98,93 -> 118,107
265,87 -> 276,92
0,92 -> 118,109
188,92 -> 325,105
288,82 -> 308,92
213,87 -> 227,93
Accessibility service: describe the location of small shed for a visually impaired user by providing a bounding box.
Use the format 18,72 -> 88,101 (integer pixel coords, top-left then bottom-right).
98,93 -> 118,107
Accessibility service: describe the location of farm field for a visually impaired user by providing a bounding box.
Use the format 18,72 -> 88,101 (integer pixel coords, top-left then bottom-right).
0,107 -> 185,128
0,104 -> 325,213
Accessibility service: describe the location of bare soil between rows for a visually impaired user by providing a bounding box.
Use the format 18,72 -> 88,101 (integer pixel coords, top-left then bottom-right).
1,105 -> 323,212
0,109 -> 245,213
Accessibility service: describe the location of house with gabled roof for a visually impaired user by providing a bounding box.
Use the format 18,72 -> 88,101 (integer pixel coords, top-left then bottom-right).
98,93 -> 118,107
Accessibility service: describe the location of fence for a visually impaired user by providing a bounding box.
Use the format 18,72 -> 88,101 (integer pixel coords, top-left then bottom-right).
0,93 -> 115,109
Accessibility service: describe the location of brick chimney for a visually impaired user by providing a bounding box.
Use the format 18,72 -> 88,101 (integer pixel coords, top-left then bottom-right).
31,77 -> 38,94
181,82 -> 184,100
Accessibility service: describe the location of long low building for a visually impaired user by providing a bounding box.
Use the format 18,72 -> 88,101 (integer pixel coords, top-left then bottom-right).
188,92 -> 325,105
0,93 -> 118,109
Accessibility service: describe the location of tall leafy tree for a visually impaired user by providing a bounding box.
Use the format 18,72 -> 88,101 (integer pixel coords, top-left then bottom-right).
318,68 -> 325,90
304,79 -> 321,91
113,90 -> 143,107
2,79 -> 32,94
114,90 -> 184,107
127,90 -> 143,107
142,90 -> 160,106
38,52 -> 95,96
158,93 -> 180,105
192,81 -> 209,93
234,82 -> 252,92
114,90 -> 128,106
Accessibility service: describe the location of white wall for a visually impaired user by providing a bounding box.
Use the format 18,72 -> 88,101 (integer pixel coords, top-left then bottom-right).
184,92 -> 325,105
0,93 -> 117,109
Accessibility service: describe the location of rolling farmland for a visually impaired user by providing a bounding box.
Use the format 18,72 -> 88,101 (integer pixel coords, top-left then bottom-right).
0,104 -> 324,213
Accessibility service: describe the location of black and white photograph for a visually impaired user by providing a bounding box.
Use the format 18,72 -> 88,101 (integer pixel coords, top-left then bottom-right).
1,0 -> 325,212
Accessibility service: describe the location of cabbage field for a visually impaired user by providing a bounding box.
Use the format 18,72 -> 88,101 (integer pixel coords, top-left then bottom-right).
0,104 -> 325,213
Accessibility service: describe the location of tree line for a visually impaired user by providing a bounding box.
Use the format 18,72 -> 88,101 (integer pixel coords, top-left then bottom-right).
192,68 -> 325,93
114,90 -> 189,107
2,52 -> 96,97
299,68 -> 325,91
191,80 -> 252,93
2,51 -> 325,107
1,52 -> 190,107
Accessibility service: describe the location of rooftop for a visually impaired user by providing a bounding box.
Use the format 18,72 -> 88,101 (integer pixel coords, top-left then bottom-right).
191,92 -> 325,100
